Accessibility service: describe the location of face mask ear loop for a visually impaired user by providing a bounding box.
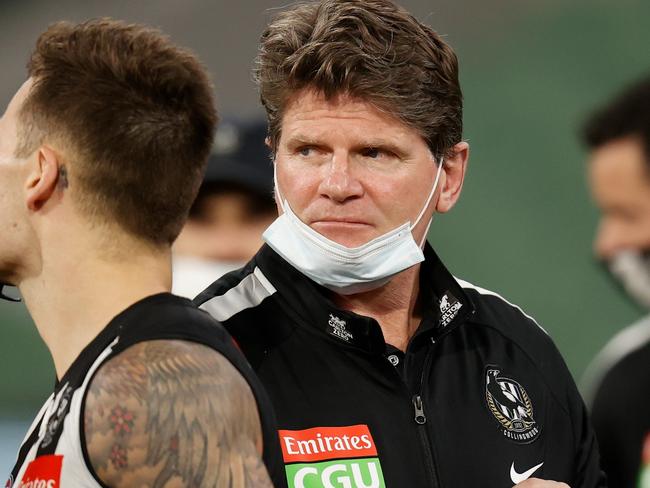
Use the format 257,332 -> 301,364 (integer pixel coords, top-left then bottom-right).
418,217 -> 433,248
413,155 -> 444,248
412,156 -> 445,230
273,159 -> 288,213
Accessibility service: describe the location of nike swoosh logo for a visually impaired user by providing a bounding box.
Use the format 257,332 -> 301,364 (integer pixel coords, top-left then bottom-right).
510,461 -> 543,484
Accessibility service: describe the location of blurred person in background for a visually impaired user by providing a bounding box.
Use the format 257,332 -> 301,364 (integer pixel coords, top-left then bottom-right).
0,19 -> 283,487
196,1 -> 605,486
173,118 -> 277,299
582,75 -> 650,488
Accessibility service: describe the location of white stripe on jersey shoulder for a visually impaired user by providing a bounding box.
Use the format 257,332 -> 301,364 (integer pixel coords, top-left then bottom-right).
200,266 -> 277,322
454,276 -> 548,334
581,314 -> 650,407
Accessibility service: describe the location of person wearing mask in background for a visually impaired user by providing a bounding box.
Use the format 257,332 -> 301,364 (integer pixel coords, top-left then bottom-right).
173,119 -> 277,299
0,19 -> 283,487
582,75 -> 650,488
195,1 -> 606,486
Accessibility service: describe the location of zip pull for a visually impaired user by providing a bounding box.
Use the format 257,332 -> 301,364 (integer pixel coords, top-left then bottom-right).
412,395 -> 427,424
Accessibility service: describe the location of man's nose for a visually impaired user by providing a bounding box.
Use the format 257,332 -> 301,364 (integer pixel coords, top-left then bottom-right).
318,152 -> 364,203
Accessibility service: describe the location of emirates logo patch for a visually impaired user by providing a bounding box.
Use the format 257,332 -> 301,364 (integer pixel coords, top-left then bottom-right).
279,425 -> 386,487
485,366 -> 540,444
16,455 -> 63,488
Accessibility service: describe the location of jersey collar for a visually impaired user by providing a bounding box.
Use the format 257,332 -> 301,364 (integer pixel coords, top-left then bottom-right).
255,243 -> 474,354
54,293 -> 187,390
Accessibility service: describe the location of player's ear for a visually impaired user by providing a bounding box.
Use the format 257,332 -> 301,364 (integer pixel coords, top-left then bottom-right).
436,141 -> 469,213
25,145 -> 63,211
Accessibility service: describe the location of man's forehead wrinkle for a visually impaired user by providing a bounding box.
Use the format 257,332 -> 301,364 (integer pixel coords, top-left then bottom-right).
285,90 -> 390,121
283,110 -> 412,144
284,126 -> 408,151
285,106 -> 375,123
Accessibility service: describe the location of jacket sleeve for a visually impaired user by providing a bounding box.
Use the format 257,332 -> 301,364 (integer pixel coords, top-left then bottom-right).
567,376 -> 608,487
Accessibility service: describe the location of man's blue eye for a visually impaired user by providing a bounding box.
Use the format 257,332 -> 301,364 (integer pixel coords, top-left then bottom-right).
363,148 -> 380,158
299,147 -> 312,156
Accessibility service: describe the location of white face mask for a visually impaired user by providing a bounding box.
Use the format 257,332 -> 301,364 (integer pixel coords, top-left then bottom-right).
607,250 -> 650,309
262,156 -> 445,295
172,255 -> 245,300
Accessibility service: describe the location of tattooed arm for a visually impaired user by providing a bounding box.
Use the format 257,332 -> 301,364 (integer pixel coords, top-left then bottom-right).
83,340 -> 273,488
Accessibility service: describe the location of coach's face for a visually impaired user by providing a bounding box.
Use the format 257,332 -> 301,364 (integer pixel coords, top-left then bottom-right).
274,89 -> 468,248
589,137 -> 650,259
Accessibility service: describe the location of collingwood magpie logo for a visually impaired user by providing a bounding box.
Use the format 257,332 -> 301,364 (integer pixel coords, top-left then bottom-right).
42,384 -> 74,448
327,314 -> 353,342
485,367 -> 540,443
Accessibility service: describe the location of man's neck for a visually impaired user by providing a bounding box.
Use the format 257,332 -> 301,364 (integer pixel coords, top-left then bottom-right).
332,264 -> 422,352
20,245 -> 172,379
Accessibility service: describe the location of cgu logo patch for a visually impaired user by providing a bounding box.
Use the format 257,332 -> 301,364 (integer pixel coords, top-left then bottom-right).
17,455 -> 62,488
279,425 -> 386,488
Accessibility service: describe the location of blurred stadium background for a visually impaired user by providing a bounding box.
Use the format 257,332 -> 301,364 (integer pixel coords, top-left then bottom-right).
0,0 -> 648,474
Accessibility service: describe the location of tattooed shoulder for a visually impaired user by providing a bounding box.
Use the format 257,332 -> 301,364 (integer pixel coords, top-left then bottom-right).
84,340 -> 272,488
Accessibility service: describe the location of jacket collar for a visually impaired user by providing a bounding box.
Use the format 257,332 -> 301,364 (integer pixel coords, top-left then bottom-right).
254,243 -> 474,353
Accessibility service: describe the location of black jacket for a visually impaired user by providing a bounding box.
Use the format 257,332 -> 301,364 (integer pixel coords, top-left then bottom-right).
196,244 -> 606,487
583,316 -> 650,488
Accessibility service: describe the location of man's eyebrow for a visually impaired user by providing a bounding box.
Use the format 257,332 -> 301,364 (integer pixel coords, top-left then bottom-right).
352,139 -> 409,157
285,134 -> 408,154
354,138 -> 399,148
284,133 -> 327,148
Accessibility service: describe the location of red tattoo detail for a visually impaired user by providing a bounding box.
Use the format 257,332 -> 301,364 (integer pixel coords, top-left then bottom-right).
109,444 -> 128,469
109,406 -> 135,436
169,434 -> 179,452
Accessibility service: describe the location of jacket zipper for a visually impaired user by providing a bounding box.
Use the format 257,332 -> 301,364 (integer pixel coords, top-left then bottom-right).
412,394 -> 426,424
412,395 -> 438,487
385,353 -> 440,487
410,345 -> 441,488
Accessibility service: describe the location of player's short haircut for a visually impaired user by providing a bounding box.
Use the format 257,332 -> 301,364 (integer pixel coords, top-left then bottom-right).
583,75 -> 650,163
17,18 -> 218,245
255,0 -> 462,160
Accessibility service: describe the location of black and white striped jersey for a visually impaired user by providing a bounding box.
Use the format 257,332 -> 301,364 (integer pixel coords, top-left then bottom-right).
6,293 -> 284,488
